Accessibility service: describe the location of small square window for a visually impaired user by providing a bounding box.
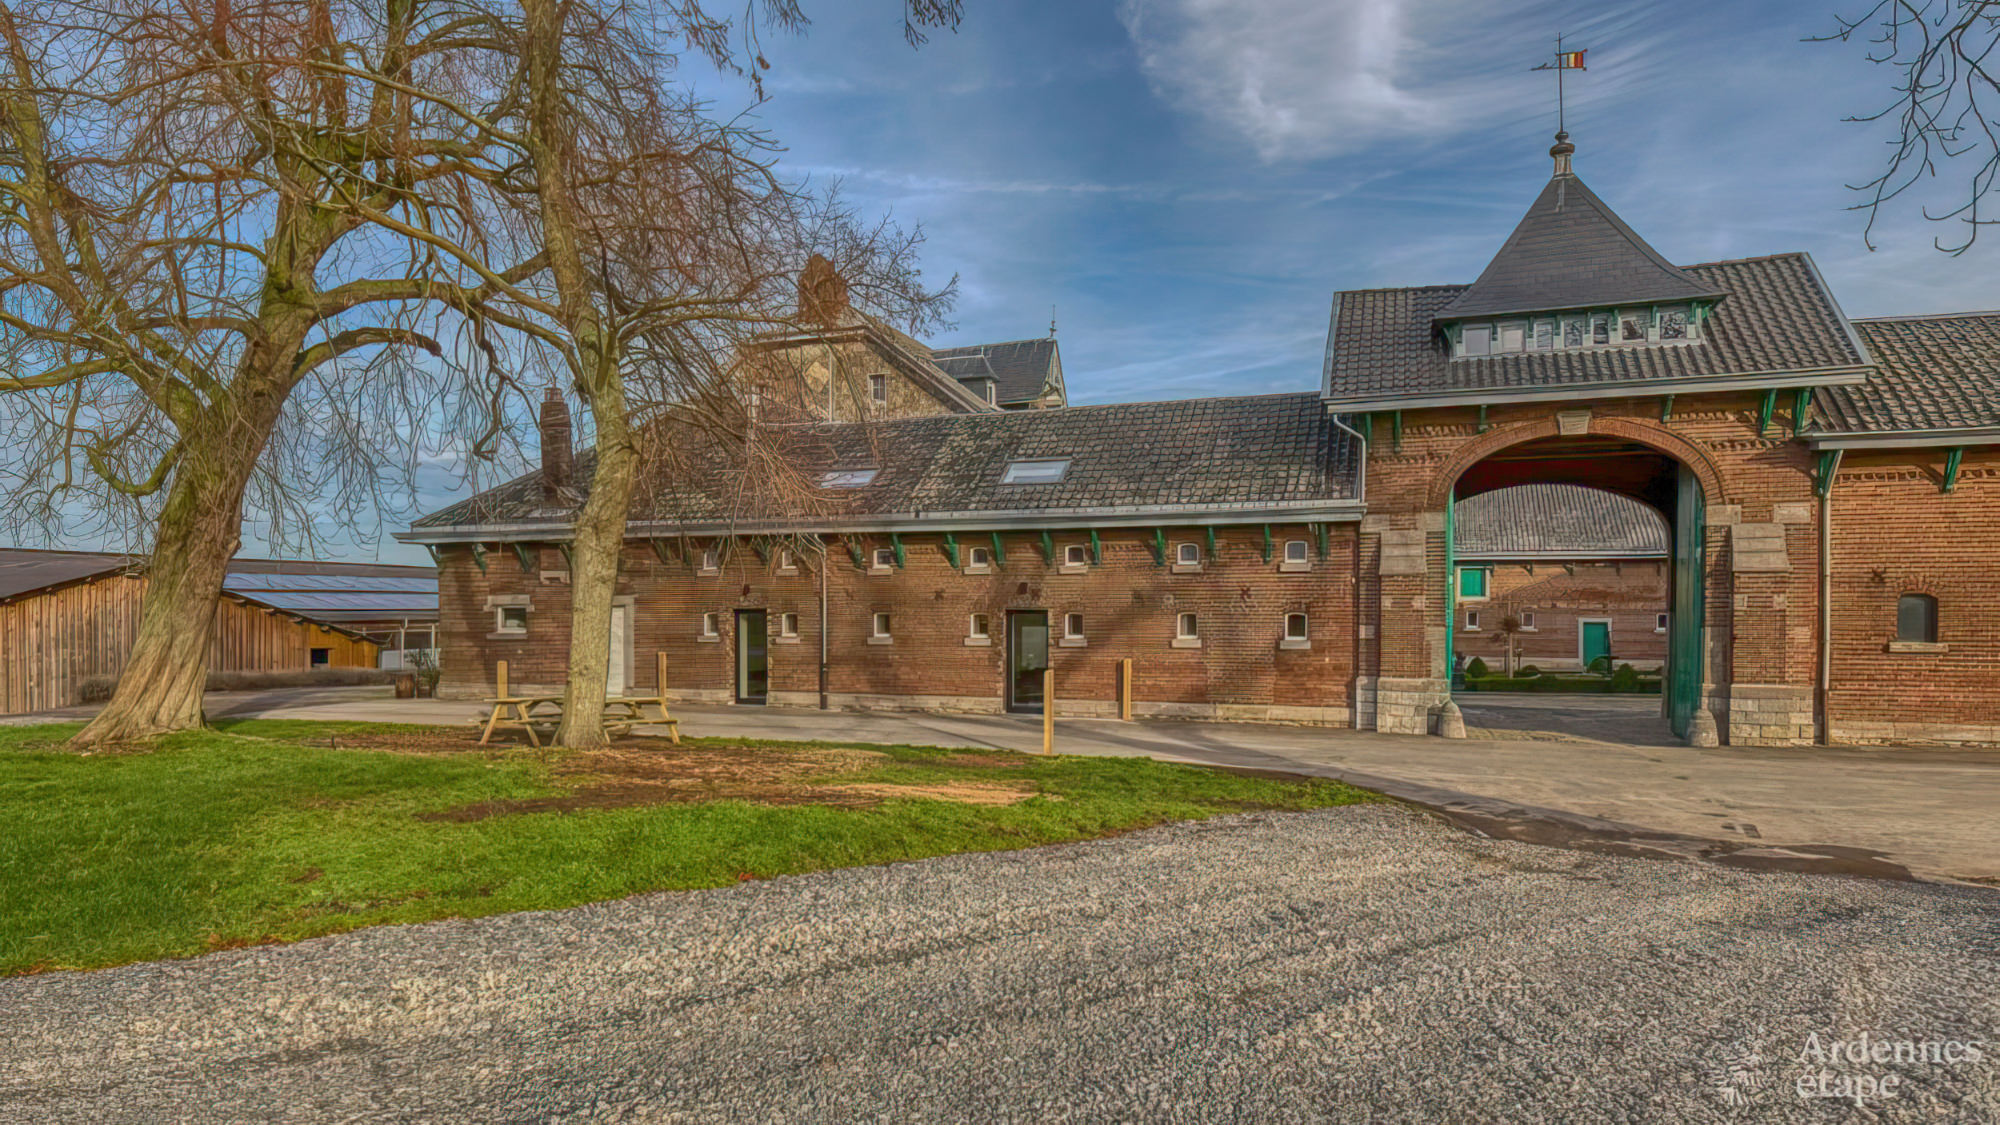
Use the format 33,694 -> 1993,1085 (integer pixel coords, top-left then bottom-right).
1001,459 -> 1070,485
967,546 -> 991,568
309,647 -> 331,668
1176,612 -> 1198,639
1458,567 -> 1490,600
497,605 -> 529,634
1592,314 -> 1612,346
1284,613 -> 1308,641
1897,594 -> 1937,644
869,373 -> 887,403
702,612 -> 720,637
873,547 -> 896,570
777,549 -> 796,571
1176,542 -> 1201,566
1621,310 -> 1650,343
1461,324 -> 1491,356
780,612 -> 799,638
872,611 -> 892,638
1520,612 -> 1536,631
1533,320 -> 1555,350
1659,307 -> 1689,340
1064,544 -> 1088,566
700,548 -> 719,572
1655,612 -> 1669,633
1465,610 -> 1480,631
969,613 -> 990,639
1284,540 -> 1309,563
1063,612 -> 1085,639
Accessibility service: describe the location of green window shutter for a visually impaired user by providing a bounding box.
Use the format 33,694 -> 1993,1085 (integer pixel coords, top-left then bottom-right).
1458,567 -> 1488,598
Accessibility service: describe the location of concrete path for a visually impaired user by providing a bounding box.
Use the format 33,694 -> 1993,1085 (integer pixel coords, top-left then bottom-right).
16,686 -> 2000,885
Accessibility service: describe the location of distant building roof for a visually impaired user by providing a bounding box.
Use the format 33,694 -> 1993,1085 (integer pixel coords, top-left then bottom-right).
931,337 -> 1064,407
407,392 -> 1361,537
1324,254 -> 1870,411
1455,484 -> 1669,558
0,549 -> 435,625
0,549 -> 138,601
1436,173 -> 1723,321
1810,312 -> 2000,439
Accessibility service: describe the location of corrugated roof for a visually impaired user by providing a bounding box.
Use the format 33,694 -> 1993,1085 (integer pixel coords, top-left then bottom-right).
1436,173 -> 1722,321
410,392 -> 1361,533
1813,313 -> 2000,434
0,549 -> 137,601
1325,254 -> 1868,407
1455,484 -> 1669,558
931,338 -> 1059,406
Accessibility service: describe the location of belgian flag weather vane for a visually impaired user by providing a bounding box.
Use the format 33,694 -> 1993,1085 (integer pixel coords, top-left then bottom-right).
1531,35 -> 1588,134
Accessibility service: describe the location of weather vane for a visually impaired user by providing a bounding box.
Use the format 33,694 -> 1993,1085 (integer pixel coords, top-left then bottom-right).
1531,34 -> 1588,134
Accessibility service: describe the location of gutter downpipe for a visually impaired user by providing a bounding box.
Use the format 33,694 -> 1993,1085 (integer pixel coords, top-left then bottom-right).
1817,467 -> 1835,746
818,537 -> 830,710
1331,411 -> 1369,731
1330,413 -> 1367,506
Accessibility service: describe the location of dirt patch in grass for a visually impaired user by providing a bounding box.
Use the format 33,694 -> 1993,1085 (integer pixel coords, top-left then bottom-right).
418,743 -> 1038,821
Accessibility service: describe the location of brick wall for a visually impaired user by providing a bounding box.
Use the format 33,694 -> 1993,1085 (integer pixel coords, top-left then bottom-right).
438,524 -> 1359,722
1454,559 -> 1669,671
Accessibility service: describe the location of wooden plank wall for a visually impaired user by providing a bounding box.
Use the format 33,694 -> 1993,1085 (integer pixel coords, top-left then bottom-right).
0,574 -> 379,715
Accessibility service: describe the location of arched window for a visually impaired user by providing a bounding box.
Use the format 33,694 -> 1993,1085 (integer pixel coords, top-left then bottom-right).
1896,594 -> 1938,644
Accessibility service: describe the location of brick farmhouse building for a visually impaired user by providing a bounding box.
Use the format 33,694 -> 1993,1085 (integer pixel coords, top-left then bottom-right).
405,136 -> 2000,748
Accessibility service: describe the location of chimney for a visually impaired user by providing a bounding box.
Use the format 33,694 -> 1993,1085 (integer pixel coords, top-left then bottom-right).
797,253 -> 850,327
539,386 -> 573,503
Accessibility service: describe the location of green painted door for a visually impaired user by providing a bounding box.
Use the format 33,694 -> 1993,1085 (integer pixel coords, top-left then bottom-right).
1667,464 -> 1707,738
1581,622 -> 1611,668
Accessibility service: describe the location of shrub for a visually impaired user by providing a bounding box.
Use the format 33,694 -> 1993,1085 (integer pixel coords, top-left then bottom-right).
77,667 -> 396,703
1515,664 -> 1542,678
1465,656 -> 1490,678
1611,663 -> 1641,692
1587,654 -> 1613,675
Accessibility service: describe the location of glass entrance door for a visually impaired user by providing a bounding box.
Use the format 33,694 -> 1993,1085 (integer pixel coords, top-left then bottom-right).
1007,610 -> 1049,714
735,610 -> 768,705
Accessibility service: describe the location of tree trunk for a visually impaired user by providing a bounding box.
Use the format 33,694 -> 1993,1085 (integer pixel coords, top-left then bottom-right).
70,426 -> 258,748
554,384 -> 636,750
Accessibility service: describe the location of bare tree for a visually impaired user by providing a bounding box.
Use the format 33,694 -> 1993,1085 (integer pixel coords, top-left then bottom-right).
0,0 -> 552,746
1819,1 -> 2000,252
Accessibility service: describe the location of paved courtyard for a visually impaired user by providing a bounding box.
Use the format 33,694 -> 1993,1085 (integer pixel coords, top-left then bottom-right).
35,686 -> 1995,885
1,805 -> 1993,1123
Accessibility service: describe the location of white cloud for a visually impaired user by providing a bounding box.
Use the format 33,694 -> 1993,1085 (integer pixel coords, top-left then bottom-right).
1118,0 -> 1662,163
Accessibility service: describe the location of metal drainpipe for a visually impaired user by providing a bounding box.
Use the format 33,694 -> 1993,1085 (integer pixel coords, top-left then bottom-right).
1818,486 -> 1833,745
818,538 -> 830,710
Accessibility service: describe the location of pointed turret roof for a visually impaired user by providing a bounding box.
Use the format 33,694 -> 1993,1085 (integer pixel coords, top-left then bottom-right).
1435,171 -> 1724,322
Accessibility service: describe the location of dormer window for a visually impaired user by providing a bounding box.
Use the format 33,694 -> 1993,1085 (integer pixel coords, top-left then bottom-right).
1591,313 -> 1611,345
1461,324 -> 1492,356
1533,320 -> 1555,350
1498,322 -> 1526,352
1660,306 -> 1690,340
1452,303 -> 1704,358
1620,309 -> 1649,342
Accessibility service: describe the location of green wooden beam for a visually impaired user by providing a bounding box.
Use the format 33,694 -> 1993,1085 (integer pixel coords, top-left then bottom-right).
1943,447 -> 1965,494
511,542 -> 535,573
1037,530 -> 1055,564
1814,449 -> 1843,499
1757,388 -> 1777,438
1660,394 -> 1675,422
846,539 -> 866,570
1088,528 -> 1102,565
1261,523 -> 1274,564
1204,526 -> 1217,560
1391,410 -> 1404,453
749,538 -> 769,564
889,532 -> 905,568
469,543 -> 488,574
1792,387 -> 1811,435
942,532 -> 960,569
1149,528 -> 1167,567
423,545 -> 439,568
1362,413 -> 1375,444
649,538 -> 674,567
990,531 -> 1006,568
557,543 -> 574,573
1476,403 -> 1488,433
1313,522 -> 1330,560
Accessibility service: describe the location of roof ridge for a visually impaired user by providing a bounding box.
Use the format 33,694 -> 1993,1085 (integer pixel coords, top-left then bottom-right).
931,337 -> 1053,353
1851,309 -> 2000,324
772,390 -> 1321,433
1680,250 -> 1810,270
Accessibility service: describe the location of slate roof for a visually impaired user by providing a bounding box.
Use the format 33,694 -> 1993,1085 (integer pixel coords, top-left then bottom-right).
1436,173 -> 1722,321
1324,254 -> 1870,409
1811,313 -> 2000,436
408,392 -> 1361,535
0,549 -> 137,601
931,338 -> 1060,406
1454,484 -> 1669,558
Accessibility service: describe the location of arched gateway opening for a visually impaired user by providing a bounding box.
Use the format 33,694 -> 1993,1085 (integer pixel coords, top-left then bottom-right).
1438,427 -> 1716,744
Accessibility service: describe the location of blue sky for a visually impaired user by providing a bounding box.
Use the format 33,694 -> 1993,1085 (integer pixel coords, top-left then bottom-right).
16,1 -> 1992,566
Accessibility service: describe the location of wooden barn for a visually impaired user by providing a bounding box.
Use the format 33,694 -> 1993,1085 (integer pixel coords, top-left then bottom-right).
0,549 -> 426,716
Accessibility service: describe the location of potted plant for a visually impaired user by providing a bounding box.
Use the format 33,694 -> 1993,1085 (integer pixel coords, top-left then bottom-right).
405,646 -> 442,698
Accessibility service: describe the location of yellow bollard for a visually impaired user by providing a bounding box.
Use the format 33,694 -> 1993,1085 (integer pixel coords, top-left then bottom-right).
1120,658 -> 1133,721
1042,667 -> 1055,755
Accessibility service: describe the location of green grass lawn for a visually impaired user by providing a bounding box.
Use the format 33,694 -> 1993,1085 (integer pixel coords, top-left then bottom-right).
0,720 -> 1376,974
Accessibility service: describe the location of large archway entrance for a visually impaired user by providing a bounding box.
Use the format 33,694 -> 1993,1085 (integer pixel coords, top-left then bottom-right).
1441,432 -> 1710,745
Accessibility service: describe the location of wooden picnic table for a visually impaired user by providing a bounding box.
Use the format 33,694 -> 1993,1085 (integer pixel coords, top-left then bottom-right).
477,659 -> 682,747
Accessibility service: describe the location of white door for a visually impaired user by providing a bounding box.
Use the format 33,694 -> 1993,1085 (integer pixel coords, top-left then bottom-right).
606,605 -> 629,697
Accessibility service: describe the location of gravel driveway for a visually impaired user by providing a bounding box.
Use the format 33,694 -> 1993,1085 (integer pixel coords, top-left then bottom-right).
2,805 -> 1995,1123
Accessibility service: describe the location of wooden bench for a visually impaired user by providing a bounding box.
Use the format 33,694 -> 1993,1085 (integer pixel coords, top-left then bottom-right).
477,658 -> 682,747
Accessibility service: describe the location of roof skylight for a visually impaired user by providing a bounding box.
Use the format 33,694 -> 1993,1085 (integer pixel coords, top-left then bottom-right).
1000,458 -> 1070,485
820,469 -> 879,489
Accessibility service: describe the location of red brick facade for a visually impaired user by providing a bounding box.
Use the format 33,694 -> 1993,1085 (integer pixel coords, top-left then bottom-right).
1455,559 -> 1668,672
